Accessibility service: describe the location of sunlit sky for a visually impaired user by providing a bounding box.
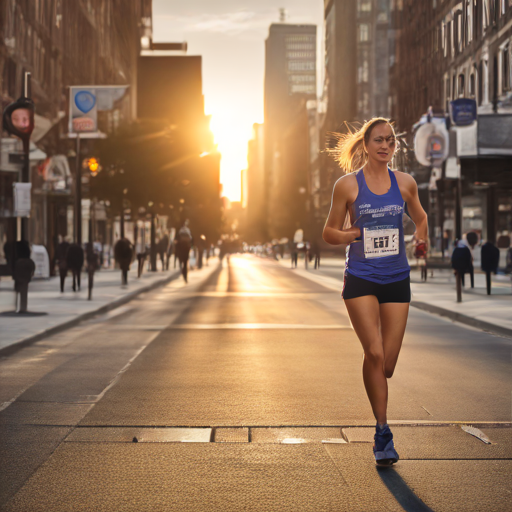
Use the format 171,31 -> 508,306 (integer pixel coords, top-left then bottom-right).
153,0 -> 323,202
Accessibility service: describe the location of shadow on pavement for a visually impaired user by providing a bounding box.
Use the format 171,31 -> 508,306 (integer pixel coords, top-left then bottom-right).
377,466 -> 434,512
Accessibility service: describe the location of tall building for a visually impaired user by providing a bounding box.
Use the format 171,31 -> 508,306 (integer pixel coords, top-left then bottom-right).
391,0 -> 512,251
0,0 -> 151,274
264,23 -> 317,239
245,123 -> 265,242
137,46 -> 221,243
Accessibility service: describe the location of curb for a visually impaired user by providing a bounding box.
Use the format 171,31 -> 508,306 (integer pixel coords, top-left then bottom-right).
410,301 -> 512,339
0,271 -> 181,358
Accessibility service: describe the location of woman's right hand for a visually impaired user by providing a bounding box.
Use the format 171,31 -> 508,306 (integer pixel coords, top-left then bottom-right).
345,226 -> 361,244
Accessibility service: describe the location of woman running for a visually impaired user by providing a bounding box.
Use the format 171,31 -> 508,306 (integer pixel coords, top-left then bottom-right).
323,118 -> 428,466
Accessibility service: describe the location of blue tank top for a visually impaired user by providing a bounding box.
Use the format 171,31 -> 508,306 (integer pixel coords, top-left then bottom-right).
345,168 -> 410,284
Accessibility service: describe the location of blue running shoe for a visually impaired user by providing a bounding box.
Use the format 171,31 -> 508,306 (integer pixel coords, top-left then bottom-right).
373,424 -> 399,466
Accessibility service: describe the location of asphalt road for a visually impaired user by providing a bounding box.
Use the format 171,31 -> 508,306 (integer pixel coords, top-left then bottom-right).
1,255 -> 511,511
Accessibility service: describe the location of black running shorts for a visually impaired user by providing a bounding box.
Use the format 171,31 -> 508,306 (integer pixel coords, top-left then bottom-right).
342,273 -> 411,304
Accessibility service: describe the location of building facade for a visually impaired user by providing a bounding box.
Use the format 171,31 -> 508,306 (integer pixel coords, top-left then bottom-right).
391,0 -> 512,251
264,23 -> 317,239
1,0 -> 152,273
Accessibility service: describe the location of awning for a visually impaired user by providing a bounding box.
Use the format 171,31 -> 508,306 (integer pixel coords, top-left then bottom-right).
478,114 -> 512,156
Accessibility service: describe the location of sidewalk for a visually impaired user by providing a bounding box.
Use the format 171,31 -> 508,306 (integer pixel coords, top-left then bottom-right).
0,263 -> 183,352
277,255 -> 512,337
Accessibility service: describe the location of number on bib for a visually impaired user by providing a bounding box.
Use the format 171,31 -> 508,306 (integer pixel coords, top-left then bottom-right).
364,228 -> 399,259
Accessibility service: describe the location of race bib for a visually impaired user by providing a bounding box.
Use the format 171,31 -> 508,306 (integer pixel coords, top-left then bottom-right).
364,228 -> 399,259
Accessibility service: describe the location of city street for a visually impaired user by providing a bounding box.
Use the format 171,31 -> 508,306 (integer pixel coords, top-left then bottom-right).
1,255 -> 510,511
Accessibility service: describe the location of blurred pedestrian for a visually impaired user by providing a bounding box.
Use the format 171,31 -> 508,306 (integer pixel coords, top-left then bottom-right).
114,238 -> 134,286
55,238 -> 70,292
413,234 -> 428,282
451,239 -> 473,287
323,117 -> 428,467
481,240 -> 500,295
66,243 -> 84,292
310,237 -> 321,269
157,233 -> 169,271
86,242 -> 99,300
175,220 -> 193,283
13,241 -> 35,313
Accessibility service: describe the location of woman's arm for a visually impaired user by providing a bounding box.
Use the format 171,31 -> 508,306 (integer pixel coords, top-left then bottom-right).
399,173 -> 428,242
323,177 -> 360,245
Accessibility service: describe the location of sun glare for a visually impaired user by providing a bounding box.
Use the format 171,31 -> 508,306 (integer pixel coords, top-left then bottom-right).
209,112 -> 253,203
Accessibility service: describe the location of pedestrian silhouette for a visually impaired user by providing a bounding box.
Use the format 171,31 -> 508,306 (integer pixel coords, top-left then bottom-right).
451,239 -> 472,287
86,242 -> 99,300
66,243 -> 84,292
13,241 -> 35,313
175,221 -> 192,283
114,238 -> 134,286
56,239 -> 70,292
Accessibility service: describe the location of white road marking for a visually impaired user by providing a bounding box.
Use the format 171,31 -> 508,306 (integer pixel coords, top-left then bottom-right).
168,323 -> 351,330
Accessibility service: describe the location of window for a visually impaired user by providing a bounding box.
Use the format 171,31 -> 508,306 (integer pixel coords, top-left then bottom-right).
455,10 -> 463,53
288,61 -> 315,71
358,59 -> 369,83
483,0 -> 490,30
286,43 -> 314,51
358,0 -> 372,13
469,72 -> 476,97
286,52 -> 315,59
502,45 -> 511,92
359,24 -> 369,42
446,76 -> 451,100
290,84 -> 315,94
478,59 -> 488,105
466,0 -> 473,43
289,75 -> 315,83
458,73 -> 465,96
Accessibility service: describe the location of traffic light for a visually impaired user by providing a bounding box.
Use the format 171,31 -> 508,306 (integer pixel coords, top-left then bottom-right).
88,157 -> 100,176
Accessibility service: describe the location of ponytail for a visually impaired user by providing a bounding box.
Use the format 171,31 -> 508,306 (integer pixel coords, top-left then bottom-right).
327,118 -> 394,174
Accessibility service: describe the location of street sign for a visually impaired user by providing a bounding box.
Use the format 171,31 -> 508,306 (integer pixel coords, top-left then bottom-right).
450,98 -> 477,126
69,87 -> 97,133
68,86 -> 129,134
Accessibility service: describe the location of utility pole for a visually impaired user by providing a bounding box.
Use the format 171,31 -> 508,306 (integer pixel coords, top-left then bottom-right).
75,134 -> 82,245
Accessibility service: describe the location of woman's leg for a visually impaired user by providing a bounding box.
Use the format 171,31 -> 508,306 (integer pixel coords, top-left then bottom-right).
344,295 -> 388,424
379,303 -> 409,378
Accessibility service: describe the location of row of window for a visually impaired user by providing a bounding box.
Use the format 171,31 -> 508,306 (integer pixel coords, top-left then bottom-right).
289,84 -> 316,94
285,35 -> 315,43
288,61 -> 316,71
445,43 -> 511,105
441,0 -> 510,59
289,74 -> 316,83
286,43 -> 315,51
286,52 -> 316,59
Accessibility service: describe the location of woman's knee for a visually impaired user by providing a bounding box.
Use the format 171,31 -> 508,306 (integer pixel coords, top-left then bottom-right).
363,346 -> 384,366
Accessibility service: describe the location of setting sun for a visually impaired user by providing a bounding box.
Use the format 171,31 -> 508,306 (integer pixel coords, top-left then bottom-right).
209,109 -> 256,203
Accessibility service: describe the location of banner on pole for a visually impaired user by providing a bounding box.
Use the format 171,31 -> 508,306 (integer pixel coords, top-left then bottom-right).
13,182 -> 32,217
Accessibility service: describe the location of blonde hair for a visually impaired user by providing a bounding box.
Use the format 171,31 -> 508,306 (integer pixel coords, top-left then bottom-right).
327,117 -> 395,173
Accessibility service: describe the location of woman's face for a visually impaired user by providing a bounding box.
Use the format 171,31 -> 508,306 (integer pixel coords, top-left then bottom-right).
365,123 -> 396,164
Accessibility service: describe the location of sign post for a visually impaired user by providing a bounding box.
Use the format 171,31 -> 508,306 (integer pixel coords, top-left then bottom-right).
68,86 -> 128,246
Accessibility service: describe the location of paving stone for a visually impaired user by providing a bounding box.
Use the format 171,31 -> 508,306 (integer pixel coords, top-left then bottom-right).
251,427 -> 344,444
66,427 -> 212,443
0,402 -> 93,426
214,427 -> 249,443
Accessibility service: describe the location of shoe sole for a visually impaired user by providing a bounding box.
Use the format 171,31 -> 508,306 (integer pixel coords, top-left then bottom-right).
375,458 -> 398,467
